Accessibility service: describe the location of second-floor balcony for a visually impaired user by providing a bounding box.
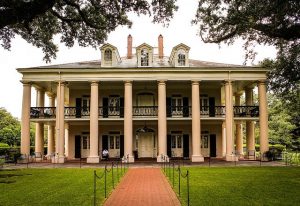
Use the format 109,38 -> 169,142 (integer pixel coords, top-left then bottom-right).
30,105 -> 259,119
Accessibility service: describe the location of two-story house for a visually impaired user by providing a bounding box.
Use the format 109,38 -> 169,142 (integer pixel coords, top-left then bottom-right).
18,35 -> 269,163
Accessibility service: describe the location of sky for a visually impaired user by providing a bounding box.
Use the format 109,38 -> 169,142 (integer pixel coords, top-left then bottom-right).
0,0 -> 277,119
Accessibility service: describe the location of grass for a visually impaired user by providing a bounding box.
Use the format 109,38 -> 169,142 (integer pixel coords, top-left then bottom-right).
0,167 -> 127,206
165,167 -> 300,206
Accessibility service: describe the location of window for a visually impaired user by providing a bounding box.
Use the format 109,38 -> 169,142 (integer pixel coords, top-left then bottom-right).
109,96 -> 120,116
171,134 -> 182,149
109,135 -> 120,149
177,49 -> 186,66
200,96 -> 209,115
201,135 -> 209,148
82,97 -> 90,112
172,96 -> 182,115
104,49 -> 112,61
109,136 -> 114,149
141,48 -> 149,66
82,136 -> 90,149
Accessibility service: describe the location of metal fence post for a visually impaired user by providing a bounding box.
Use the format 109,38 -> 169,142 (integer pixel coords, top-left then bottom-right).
178,166 -> 181,196
187,170 -> 190,206
112,162 -> 114,189
94,170 -> 96,206
104,165 -> 107,198
172,163 -> 175,188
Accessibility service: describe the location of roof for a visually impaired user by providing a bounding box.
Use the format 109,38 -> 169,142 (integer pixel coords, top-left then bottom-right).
21,54 -> 250,70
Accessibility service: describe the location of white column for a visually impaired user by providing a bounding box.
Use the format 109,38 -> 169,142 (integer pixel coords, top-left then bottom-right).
87,81 -> 100,163
157,80 -> 167,162
235,93 -> 243,156
225,80 -> 236,161
47,94 -> 55,156
258,80 -> 269,156
124,81 -> 134,162
245,87 -> 255,155
55,81 -> 65,163
222,121 -> 226,157
191,81 -> 204,162
64,123 -> 69,159
21,82 -> 31,156
35,89 -> 45,158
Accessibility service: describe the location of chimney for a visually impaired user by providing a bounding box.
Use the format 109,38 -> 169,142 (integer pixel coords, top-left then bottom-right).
127,34 -> 132,59
158,34 -> 164,58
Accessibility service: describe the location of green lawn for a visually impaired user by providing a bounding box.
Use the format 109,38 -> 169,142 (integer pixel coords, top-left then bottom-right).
0,168 -> 126,206
165,167 -> 300,206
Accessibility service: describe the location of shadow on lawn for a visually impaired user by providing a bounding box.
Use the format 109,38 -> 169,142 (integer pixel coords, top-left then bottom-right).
0,171 -> 32,184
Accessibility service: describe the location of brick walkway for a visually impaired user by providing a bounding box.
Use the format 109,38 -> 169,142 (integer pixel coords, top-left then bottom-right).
104,168 -> 181,206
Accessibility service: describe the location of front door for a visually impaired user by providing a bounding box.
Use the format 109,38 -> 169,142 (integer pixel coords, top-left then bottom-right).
210,134 -> 216,157
201,134 -> 209,157
75,135 -> 81,158
171,134 -> 183,157
138,133 -> 153,158
108,135 -> 120,158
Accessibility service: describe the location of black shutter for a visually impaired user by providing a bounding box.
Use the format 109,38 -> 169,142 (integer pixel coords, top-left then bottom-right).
183,97 -> 189,117
120,135 -> 124,158
210,134 -> 216,157
183,134 -> 189,159
120,97 -> 124,118
75,135 -> 81,158
166,97 -> 172,117
102,135 -> 108,151
209,97 -> 215,117
75,98 -> 82,118
103,97 -> 108,118
167,135 -> 172,157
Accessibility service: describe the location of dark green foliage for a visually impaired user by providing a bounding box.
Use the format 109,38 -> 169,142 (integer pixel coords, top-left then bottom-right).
0,0 -> 178,62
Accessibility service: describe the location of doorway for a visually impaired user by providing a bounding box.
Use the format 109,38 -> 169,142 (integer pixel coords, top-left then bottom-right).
138,132 -> 154,158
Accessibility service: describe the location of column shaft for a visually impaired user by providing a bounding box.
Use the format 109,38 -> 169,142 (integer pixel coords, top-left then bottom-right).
35,89 -> 45,157
124,81 -> 134,162
47,94 -> 55,155
225,81 -> 235,161
222,121 -> 226,157
258,81 -> 269,155
21,83 -> 31,156
191,81 -> 204,162
87,81 -> 99,163
157,80 -> 167,162
55,82 -> 65,163
235,94 -> 243,156
245,88 -> 255,154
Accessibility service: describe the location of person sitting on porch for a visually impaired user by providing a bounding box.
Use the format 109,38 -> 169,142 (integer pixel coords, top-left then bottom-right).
102,149 -> 109,160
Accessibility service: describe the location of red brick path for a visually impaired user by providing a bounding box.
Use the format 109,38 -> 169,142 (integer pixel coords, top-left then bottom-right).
104,168 -> 181,206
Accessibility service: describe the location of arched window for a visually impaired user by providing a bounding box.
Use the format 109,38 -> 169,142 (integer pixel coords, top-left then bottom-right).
104,49 -> 112,61
141,48 -> 149,66
177,49 -> 186,66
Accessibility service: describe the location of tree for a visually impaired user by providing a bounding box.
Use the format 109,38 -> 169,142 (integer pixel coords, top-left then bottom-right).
192,0 -> 300,149
0,108 -> 21,146
0,0 -> 178,62
268,95 -> 296,149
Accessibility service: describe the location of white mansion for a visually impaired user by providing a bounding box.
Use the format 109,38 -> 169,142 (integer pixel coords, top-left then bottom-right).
18,35 -> 269,163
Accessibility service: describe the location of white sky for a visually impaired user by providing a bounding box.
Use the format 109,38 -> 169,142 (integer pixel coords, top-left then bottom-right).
0,0 -> 276,119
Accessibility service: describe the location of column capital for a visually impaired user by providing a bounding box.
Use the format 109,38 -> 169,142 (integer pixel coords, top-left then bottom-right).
90,81 -> 99,86
124,80 -> 132,84
46,92 -> 56,98
223,80 -> 234,85
157,80 -> 167,85
257,79 -> 267,86
191,80 -> 201,85
234,91 -> 243,97
20,81 -> 32,85
55,81 -> 67,85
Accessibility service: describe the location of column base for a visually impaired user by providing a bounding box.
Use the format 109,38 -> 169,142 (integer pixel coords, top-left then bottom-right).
122,155 -> 134,163
225,154 -> 238,162
157,155 -> 169,162
191,155 -> 204,162
87,156 -> 100,163
52,156 -> 65,163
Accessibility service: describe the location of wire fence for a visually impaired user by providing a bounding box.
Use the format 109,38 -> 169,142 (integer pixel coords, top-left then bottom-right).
93,156 -> 129,206
161,155 -> 190,206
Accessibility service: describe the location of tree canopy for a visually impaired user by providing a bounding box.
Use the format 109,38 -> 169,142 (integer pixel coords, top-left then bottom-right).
0,0 -> 177,62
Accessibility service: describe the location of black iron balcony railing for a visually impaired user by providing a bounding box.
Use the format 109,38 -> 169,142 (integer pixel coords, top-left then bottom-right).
30,105 -> 259,119
233,106 -> 259,117
133,106 -> 158,116
30,107 -> 56,118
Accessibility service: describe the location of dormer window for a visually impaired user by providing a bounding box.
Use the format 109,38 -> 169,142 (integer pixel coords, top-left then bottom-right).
141,49 -> 149,66
177,49 -> 186,66
169,43 -> 190,67
104,49 -> 112,61
100,43 -> 121,67
136,43 -> 153,67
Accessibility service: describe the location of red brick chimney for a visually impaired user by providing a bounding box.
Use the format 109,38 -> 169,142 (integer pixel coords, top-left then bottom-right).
158,34 -> 164,58
127,34 -> 132,59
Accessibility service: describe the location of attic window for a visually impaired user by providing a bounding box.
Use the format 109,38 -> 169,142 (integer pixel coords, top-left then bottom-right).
141,48 -> 149,66
178,49 -> 186,66
104,49 -> 112,61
